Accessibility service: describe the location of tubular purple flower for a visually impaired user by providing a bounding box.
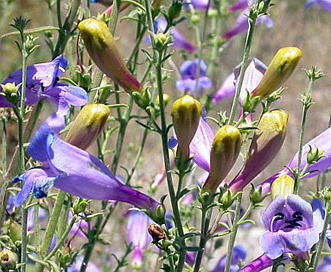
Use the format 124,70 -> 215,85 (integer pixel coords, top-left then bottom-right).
228,109 -> 288,193
176,59 -> 212,94
0,55 -> 88,113
212,245 -> 246,272
78,18 -> 142,93
152,17 -> 197,52
182,0 -> 209,10
228,0 -> 248,12
258,127 -> 331,196
127,211 -> 152,269
190,117 -> 215,172
203,125 -> 242,193
212,58 -> 267,104
251,47 -> 302,99
222,8 -> 273,40
13,124 -> 164,223
171,95 -> 203,159
240,254 -> 274,272
305,0 -> 331,12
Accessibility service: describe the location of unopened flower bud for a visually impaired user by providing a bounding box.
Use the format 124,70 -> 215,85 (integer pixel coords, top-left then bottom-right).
218,190 -> 235,210
0,249 -> 17,271
249,185 -> 268,205
148,223 -> 166,242
251,47 -> 302,99
271,174 -> 294,199
65,104 -> 110,150
155,94 -> 170,107
203,125 -> 242,194
171,95 -> 203,160
73,198 -> 89,214
1,83 -> 19,104
154,32 -> 169,52
307,145 -> 324,165
168,1 -> 182,21
78,18 -> 142,93
9,220 -> 22,244
229,110 -> 288,193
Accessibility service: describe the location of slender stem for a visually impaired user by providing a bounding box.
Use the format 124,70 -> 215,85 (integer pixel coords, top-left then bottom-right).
294,77 -> 314,193
193,207 -> 213,272
310,199 -> 331,271
228,14 -> 256,125
224,192 -> 242,272
0,118 -> 9,230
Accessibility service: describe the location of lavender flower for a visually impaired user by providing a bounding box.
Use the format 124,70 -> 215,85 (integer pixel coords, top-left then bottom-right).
259,127 -> 331,196
0,55 -> 88,115
259,194 -> 323,259
212,58 -> 267,104
182,0 -> 209,10
222,2 -> 273,40
212,245 -> 246,272
13,123 -> 164,223
317,257 -> 331,272
305,0 -> 331,12
152,17 -> 196,53
176,59 -> 212,94
240,253 -> 274,272
127,211 -> 152,269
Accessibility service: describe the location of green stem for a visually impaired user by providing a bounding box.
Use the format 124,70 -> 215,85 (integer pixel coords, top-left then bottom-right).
193,207 -> 213,272
294,78 -> 314,194
224,192 -> 242,272
35,191 -> 67,272
310,199 -> 331,271
228,14 -> 256,125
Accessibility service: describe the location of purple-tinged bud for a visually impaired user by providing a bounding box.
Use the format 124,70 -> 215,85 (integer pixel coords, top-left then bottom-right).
229,110 -> 288,193
78,18 -> 142,93
65,104 -> 110,150
203,125 -> 242,194
271,174 -> 294,199
0,249 -> 17,271
251,47 -> 302,99
171,95 -> 203,160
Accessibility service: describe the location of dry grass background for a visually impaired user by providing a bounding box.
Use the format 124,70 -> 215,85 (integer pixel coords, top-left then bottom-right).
1,0 -> 331,271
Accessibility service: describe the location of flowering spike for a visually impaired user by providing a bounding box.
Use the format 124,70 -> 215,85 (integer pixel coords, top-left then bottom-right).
78,18 -> 142,93
271,175 -> 294,199
171,95 -> 203,160
65,104 -> 110,150
229,109 -> 288,193
203,125 -> 242,193
251,47 -> 302,99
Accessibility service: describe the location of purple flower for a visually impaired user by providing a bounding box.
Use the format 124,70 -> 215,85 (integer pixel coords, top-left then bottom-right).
127,211 -> 152,269
305,0 -> 331,12
259,127 -> 331,197
317,257 -> 331,272
222,5 -> 273,40
182,0 -> 210,10
176,59 -> 212,94
0,55 -> 88,115
240,254 -> 274,272
212,58 -> 267,104
13,123 -> 164,223
259,194 -> 323,259
212,245 -> 246,272
189,117 -> 214,172
68,255 -> 100,272
152,18 -> 196,53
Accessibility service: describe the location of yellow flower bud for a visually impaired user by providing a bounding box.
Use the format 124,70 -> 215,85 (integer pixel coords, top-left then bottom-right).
271,174 -> 294,199
171,95 -> 202,160
65,104 -> 110,150
251,47 -> 302,99
229,110 -> 288,193
203,125 -> 242,193
1,83 -> 17,96
0,249 -> 17,271
78,18 -> 142,93
155,94 -> 170,107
